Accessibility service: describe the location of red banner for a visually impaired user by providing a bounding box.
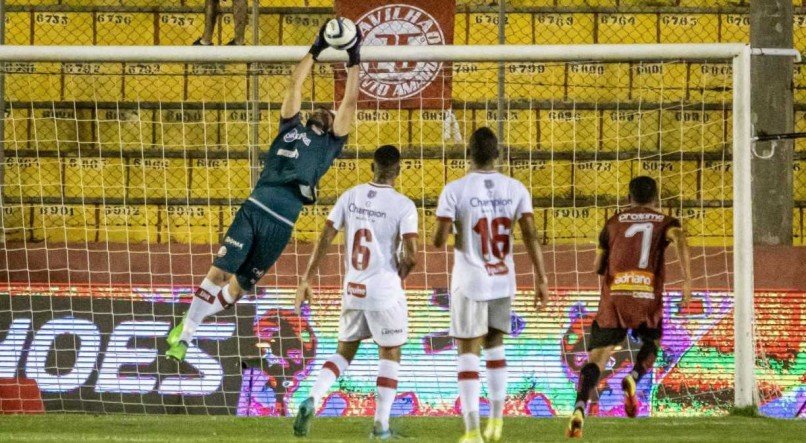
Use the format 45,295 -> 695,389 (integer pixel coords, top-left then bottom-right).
334,0 -> 455,109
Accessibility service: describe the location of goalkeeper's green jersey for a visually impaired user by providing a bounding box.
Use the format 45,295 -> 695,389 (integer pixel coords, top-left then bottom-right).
247,113 -> 347,226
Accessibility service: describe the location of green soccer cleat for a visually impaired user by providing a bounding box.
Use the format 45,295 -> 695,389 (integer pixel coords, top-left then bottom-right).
293,397 -> 315,437
166,317 -> 185,347
565,408 -> 584,439
165,340 -> 188,362
483,417 -> 503,442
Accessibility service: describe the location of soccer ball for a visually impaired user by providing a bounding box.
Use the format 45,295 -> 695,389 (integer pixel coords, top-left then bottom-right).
324,17 -> 359,50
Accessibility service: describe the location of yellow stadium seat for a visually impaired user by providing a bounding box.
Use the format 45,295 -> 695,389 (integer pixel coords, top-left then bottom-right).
96,12 -> 155,45
796,111 -> 806,152
5,12 -> 31,45
454,13 -> 468,45
3,157 -> 62,199
506,62 -> 566,102
795,65 -> 806,107
258,63 -> 313,103
165,205 -> 221,244
538,109 -> 599,153
659,14 -> 719,44
671,207 -> 732,247
600,109 -> 661,153
597,14 -> 656,44
720,14 -> 749,43
318,159 -> 372,199
4,63 -> 61,102
476,109 -> 537,153
187,63 -> 248,102
258,108 -> 281,147
688,63 -> 733,103
63,63 -> 123,102
257,14 -> 281,45
573,160 -> 632,199
1,205 -> 33,242
445,159 -> 470,183
351,110 -> 407,151
32,204 -> 97,244
634,160 -> 698,201
660,110 -> 728,153
190,158 -> 251,200
795,161 -> 806,201
510,159 -> 573,199
280,14 -> 329,45
63,157 -> 126,199
567,63 -> 631,103
630,62 -> 688,103
127,158 -> 189,200
556,0 -> 615,5
546,207 -> 606,245
124,63 -> 185,102
155,109 -> 220,152
218,13 -> 255,46
465,13 -> 532,45
797,16 -> 806,54
4,107 -> 30,151
158,13 -> 205,45
794,208 -> 803,246
294,205 -> 331,243
31,108 -> 93,152
534,14 -> 594,45
700,160 -> 732,201
410,109 -> 470,147
452,62 -> 498,102
98,205 -> 160,244
96,108 -> 154,153
399,159 -> 444,201
258,0 -> 304,7
312,63 -> 335,103
33,12 -> 93,45
306,0 -> 333,6
220,108 -> 252,153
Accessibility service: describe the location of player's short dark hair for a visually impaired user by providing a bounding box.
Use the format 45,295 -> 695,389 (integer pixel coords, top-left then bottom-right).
629,176 -> 659,204
469,127 -> 499,166
373,144 -> 401,169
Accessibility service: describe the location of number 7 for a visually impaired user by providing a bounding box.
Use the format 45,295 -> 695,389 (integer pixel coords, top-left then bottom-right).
624,222 -> 653,269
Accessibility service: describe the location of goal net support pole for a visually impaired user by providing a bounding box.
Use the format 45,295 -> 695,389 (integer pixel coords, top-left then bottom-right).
0,42 -> 782,411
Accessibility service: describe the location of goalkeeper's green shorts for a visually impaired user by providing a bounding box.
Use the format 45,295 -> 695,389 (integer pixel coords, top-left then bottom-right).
213,200 -> 293,291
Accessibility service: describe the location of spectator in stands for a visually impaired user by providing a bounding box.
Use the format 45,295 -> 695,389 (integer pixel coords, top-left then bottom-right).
193,0 -> 248,46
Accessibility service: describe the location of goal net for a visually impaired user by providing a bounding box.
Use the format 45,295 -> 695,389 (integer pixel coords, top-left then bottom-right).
0,45 -> 800,418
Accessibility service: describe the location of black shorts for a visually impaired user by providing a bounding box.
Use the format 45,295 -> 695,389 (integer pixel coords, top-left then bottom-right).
212,201 -> 293,292
587,320 -> 662,352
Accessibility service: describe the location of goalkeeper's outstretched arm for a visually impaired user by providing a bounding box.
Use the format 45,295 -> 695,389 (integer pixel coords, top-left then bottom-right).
280,54 -> 315,119
295,223 -> 339,314
332,32 -> 363,137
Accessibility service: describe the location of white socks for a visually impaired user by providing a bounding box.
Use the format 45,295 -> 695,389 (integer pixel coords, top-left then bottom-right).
310,354 -> 350,406
179,278 -> 236,343
485,346 -> 507,419
458,353 -> 481,432
375,359 -> 400,431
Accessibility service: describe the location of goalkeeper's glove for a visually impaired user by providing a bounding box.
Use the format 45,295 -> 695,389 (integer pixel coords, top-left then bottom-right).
308,24 -> 329,61
346,28 -> 363,68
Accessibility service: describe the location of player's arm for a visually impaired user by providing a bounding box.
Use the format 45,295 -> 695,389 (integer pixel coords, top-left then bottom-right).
518,214 -> 550,312
295,222 -> 339,314
332,33 -> 363,137
593,226 -> 608,275
432,218 -> 452,248
281,25 -> 329,119
398,236 -> 419,280
667,226 -> 693,308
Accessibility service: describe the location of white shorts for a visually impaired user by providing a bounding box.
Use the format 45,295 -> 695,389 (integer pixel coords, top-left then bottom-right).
450,292 -> 512,339
338,299 -> 408,347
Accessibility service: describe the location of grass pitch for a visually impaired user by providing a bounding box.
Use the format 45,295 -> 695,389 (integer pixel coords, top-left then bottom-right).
1,414 -> 804,442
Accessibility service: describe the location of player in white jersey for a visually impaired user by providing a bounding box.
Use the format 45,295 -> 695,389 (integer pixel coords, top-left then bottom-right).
433,127 -> 550,443
293,145 -> 419,440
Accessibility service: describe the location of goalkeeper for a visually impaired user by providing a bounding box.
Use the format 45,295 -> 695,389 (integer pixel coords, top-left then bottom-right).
166,26 -> 362,361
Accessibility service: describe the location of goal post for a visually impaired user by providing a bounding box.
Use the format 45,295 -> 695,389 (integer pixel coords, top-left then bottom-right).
0,43 -> 785,415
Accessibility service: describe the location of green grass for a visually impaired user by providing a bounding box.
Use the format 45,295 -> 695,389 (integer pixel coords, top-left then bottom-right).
0,415 -> 804,442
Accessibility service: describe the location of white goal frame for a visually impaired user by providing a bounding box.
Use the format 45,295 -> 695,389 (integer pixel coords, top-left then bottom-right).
0,43 -> 766,409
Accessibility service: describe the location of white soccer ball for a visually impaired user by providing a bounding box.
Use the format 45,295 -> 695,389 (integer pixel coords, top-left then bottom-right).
324,17 -> 358,50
